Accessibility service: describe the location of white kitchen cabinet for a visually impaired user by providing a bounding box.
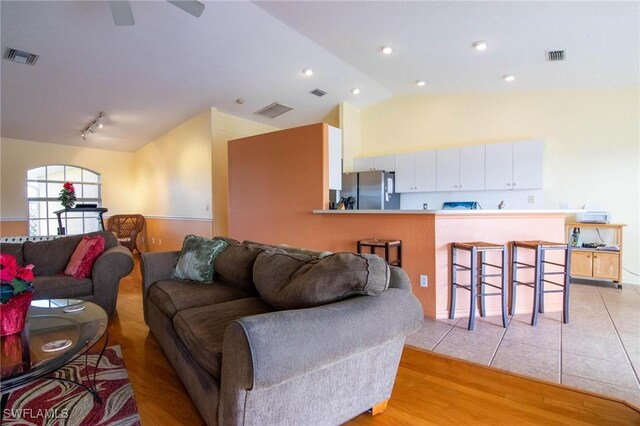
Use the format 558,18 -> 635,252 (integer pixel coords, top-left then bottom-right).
485,140 -> 543,190
513,140 -> 543,189
460,145 -> 486,190
353,154 -> 396,172
436,145 -> 485,191
353,157 -> 374,172
395,150 -> 436,193
328,126 -> 342,190
373,154 -> 395,171
436,148 -> 459,191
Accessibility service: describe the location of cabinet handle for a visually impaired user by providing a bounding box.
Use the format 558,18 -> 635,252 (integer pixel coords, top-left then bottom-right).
513,182 -> 517,186
506,183 -> 511,186
459,184 -> 464,188
454,185 -> 458,188
594,255 -> 598,259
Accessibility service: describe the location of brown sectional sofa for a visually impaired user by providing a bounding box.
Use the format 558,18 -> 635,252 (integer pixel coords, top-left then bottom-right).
141,238 -> 423,425
0,231 -> 134,317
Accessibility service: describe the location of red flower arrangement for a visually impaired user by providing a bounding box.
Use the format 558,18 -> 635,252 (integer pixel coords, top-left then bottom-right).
0,254 -> 35,336
58,181 -> 77,208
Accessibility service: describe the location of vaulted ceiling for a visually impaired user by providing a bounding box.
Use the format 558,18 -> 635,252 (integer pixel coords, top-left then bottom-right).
1,1 -> 638,152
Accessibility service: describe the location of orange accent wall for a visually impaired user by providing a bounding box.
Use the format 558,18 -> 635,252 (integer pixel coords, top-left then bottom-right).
228,123 -> 439,315
0,221 -> 29,237
228,123 -> 567,318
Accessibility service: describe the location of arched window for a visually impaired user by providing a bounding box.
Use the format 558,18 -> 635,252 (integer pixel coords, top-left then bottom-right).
27,165 -> 102,236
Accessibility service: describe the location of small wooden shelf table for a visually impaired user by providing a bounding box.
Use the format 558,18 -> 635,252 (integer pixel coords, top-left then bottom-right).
565,221 -> 625,289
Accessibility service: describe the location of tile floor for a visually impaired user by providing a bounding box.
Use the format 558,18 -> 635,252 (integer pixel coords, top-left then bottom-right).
406,280 -> 640,406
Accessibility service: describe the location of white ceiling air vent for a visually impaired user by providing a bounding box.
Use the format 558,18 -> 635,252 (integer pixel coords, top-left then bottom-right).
546,50 -> 566,61
4,48 -> 39,65
254,102 -> 293,119
310,88 -> 327,97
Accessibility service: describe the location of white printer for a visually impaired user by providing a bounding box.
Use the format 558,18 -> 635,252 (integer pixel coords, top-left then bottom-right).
575,211 -> 611,224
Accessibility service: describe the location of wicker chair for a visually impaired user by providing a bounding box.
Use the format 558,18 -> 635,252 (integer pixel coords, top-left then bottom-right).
107,214 -> 145,254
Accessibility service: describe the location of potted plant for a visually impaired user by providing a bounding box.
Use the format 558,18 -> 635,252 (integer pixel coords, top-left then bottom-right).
58,181 -> 77,208
0,254 -> 35,336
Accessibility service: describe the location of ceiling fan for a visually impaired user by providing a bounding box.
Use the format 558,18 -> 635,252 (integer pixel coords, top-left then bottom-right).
109,1 -> 205,26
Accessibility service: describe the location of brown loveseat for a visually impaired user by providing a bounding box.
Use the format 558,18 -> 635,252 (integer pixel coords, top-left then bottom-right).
0,231 -> 134,317
141,237 -> 423,425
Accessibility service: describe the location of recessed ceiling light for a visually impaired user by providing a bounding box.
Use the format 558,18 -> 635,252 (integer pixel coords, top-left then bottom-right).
503,74 -> 516,82
235,98 -> 245,104
379,46 -> 393,55
416,80 -> 426,87
472,41 -> 488,51
351,88 -> 361,95
302,68 -> 313,76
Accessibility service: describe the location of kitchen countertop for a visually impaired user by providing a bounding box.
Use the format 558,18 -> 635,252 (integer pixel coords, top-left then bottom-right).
313,209 -> 580,215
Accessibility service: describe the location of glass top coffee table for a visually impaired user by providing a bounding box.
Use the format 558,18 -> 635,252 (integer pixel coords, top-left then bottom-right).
0,299 -> 108,413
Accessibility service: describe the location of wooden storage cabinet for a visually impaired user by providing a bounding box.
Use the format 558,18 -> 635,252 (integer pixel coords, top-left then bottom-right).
565,221 -> 625,288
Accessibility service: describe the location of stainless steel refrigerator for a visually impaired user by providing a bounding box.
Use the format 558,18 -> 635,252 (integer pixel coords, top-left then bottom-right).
341,171 -> 400,210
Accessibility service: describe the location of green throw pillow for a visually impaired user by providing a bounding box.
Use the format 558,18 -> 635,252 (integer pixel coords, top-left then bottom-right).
173,235 -> 228,283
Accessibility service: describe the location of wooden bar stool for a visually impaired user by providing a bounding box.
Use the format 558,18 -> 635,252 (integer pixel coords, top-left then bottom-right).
510,240 -> 572,326
357,239 -> 402,267
450,242 -> 508,331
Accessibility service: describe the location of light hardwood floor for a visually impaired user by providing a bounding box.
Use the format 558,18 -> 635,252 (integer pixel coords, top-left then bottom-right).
108,258 -> 640,425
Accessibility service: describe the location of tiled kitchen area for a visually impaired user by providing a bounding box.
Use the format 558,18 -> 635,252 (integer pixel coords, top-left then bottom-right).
406,281 -> 640,406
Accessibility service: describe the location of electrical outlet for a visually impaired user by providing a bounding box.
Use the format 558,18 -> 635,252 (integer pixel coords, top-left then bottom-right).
151,238 -> 156,244
420,275 -> 428,287
528,195 -> 535,204
141,236 -> 145,243
158,239 -> 162,245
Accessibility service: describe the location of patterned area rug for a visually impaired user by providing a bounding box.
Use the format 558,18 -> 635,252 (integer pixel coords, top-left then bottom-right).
3,345 -> 140,425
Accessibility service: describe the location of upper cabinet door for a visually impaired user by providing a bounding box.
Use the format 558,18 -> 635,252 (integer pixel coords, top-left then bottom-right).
373,154 -> 396,172
414,150 -> 437,192
513,140 -> 543,189
436,148 -> 460,192
328,126 -> 342,190
353,156 -> 374,172
394,152 -> 415,193
485,142 -> 513,190
459,145 -> 486,191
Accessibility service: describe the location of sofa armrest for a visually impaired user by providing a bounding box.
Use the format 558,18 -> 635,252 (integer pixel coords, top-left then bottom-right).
140,251 -> 179,323
91,245 -> 134,317
220,288 -> 423,392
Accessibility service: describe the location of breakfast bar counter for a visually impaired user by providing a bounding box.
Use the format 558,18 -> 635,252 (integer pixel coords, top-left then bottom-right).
312,209 -> 570,319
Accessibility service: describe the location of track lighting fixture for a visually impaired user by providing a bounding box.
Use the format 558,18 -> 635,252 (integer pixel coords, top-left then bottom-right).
81,112 -> 106,140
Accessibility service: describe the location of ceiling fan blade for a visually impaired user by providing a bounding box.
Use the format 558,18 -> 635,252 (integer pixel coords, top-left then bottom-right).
167,1 -> 205,18
109,1 -> 135,26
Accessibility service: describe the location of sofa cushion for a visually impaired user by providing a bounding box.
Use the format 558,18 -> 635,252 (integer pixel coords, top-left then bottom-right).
213,242 -> 269,292
173,235 -> 228,283
23,231 -> 117,276
253,251 -> 390,310
0,243 -> 24,266
32,275 -> 93,300
173,298 -> 274,378
148,280 -> 254,318
64,235 -> 106,278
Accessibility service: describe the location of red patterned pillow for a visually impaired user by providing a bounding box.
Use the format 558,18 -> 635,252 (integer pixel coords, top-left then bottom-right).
64,235 -> 106,278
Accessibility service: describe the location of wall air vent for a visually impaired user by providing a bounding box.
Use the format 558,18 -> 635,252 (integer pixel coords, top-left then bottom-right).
4,48 -> 39,65
546,50 -> 565,61
254,102 -> 293,119
310,88 -> 327,97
